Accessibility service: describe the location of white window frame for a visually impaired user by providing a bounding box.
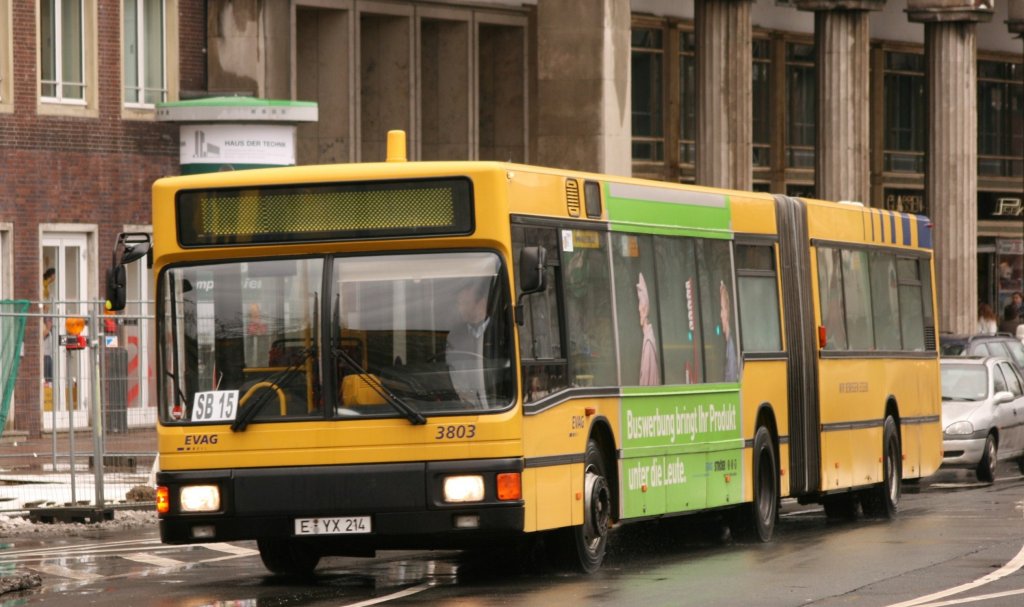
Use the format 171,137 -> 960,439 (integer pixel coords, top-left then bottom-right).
0,0 -> 12,112
123,0 -> 167,109
122,0 -> 178,120
121,224 -> 156,428
39,225 -> 97,432
39,0 -> 87,105
0,224 -> 11,428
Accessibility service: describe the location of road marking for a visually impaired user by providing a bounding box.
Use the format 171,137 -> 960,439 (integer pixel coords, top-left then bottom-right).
122,552 -> 188,568
0,538 -> 156,559
28,564 -> 104,582
340,582 -> 433,607
202,542 -> 258,557
885,535 -> 1024,607
912,588 -> 1024,607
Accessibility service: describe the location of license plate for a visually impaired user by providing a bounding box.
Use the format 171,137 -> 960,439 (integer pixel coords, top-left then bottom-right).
294,516 -> 371,535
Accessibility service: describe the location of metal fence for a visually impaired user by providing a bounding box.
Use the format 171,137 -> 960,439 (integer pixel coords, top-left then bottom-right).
0,299 -> 157,517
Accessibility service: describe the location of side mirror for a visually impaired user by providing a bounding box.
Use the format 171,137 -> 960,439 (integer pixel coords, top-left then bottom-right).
105,232 -> 151,311
515,246 -> 547,326
518,246 -> 546,295
993,390 -> 1015,405
106,265 -> 127,312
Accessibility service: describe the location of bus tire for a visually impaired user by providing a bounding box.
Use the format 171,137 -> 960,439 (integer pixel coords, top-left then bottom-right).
552,438 -> 611,573
732,425 -> 778,542
257,538 -> 320,577
862,415 -> 901,518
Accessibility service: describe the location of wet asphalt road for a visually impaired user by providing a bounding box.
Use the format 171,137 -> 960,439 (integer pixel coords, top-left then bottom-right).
2,463 -> 1023,607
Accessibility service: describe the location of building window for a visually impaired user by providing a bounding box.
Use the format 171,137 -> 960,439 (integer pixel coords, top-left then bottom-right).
678,31 -> 696,167
40,0 -> 85,102
631,27 -> 664,164
630,21 -> 698,182
123,0 -> 166,106
978,59 -> 1023,178
883,51 -> 925,174
295,4 -> 526,165
752,37 -> 771,168
786,42 -> 815,170
1,0 -> 11,109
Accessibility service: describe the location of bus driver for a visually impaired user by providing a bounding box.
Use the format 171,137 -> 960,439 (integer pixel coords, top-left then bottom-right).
447,281 -> 491,406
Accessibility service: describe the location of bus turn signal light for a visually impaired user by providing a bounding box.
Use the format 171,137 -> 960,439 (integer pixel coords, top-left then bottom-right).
818,326 -> 827,349
156,486 -> 170,514
496,472 -> 522,501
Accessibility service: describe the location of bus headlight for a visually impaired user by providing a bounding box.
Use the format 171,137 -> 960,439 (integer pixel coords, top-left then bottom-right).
944,421 -> 974,436
443,475 -> 485,503
180,485 -> 221,512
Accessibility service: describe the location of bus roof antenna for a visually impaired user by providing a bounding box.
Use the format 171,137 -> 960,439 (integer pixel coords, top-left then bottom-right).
386,130 -> 407,162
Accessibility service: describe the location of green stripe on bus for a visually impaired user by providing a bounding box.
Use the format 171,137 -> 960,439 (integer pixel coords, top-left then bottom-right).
619,386 -> 742,518
604,182 -> 732,236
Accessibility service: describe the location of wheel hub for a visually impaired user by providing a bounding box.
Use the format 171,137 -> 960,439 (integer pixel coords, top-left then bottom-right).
584,469 -> 611,542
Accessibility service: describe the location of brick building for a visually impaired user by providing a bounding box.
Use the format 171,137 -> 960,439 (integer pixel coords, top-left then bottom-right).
0,0 -> 205,437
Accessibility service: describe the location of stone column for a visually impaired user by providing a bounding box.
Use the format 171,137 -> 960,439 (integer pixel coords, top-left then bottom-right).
695,0 -> 753,190
795,1 -> 883,203
535,0 -> 631,176
907,0 -> 993,335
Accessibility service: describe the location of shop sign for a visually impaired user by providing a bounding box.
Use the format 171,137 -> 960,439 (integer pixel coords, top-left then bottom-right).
978,192 -> 1023,221
883,189 -> 927,215
179,124 -> 296,167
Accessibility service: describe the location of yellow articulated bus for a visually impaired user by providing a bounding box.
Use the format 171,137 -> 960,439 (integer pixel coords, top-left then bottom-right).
107,132 -> 941,575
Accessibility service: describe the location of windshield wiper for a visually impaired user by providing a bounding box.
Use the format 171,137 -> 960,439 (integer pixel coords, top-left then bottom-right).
231,347 -> 315,432
333,344 -> 425,425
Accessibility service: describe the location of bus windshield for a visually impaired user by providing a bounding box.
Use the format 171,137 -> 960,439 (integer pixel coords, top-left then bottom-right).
332,251 -> 513,415
159,251 -> 514,425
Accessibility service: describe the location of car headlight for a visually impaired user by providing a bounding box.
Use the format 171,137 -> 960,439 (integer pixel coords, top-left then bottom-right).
180,485 -> 221,512
944,421 -> 974,436
443,475 -> 485,503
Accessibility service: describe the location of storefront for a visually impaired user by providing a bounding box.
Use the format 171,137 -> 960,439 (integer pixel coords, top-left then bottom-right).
977,192 -> 1024,319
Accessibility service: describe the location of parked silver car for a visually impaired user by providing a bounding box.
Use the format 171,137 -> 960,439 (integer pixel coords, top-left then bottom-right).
941,357 -> 1024,482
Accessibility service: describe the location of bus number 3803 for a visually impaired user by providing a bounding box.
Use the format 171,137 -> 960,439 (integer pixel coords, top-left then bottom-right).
435,425 -> 476,440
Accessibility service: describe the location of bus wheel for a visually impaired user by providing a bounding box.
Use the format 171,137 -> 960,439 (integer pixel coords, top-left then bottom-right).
732,425 -> 778,542
257,538 -> 321,577
862,416 -> 901,518
976,434 -> 998,483
553,439 -> 611,573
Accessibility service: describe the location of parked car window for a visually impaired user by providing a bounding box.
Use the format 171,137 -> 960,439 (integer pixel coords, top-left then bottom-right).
1005,341 -> 1024,369
999,363 -> 1023,397
993,364 -> 1009,393
983,342 -> 1010,359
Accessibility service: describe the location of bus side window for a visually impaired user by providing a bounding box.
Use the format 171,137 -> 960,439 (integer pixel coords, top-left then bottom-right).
697,239 -> 737,383
513,225 -> 568,402
736,243 -> 782,354
817,247 -> 849,350
613,233 -> 663,386
562,229 -> 615,387
654,236 -> 703,383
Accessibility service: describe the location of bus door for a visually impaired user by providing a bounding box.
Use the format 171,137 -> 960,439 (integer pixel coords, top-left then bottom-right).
774,195 -> 821,495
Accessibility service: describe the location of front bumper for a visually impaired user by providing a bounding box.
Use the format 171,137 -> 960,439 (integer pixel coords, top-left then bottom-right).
942,436 -> 986,467
157,457 -> 524,551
